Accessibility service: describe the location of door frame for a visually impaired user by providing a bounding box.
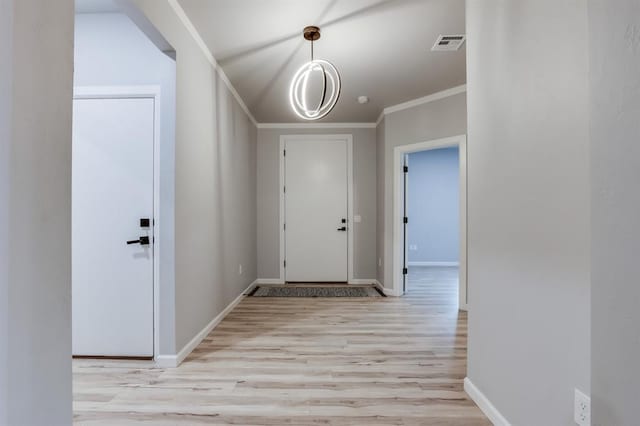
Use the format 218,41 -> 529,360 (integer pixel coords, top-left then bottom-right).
73,85 -> 162,358
392,135 -> 468,310
279,134 -> 354,283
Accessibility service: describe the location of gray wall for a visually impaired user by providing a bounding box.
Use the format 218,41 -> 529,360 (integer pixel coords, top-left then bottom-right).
74,12 -> 178,356
0,0 -> 11,419
407,147 -> 460,264
0,0 -> 74,424
257,128 -> 377,280
466,1 -> 590,424
379,93 -> 467,288
130,0 -> 258,353
589,1 -> 640,424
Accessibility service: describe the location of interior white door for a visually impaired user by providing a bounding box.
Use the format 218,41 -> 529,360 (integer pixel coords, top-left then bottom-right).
72,97 -> 155,357
285,138 -> 348,282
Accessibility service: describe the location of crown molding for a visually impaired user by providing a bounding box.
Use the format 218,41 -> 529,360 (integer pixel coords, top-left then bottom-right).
167,0 -> 258,126
374,85 -> 467,127
157,3 -> 465,131
257,122 -> 377,129
255,85 -> 466,129
383,85 -> 467,117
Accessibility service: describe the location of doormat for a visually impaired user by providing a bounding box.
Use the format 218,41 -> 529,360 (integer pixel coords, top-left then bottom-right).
248,285 -> 385,298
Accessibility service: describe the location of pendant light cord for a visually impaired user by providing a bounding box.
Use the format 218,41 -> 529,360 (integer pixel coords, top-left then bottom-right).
311,38 -> 314,62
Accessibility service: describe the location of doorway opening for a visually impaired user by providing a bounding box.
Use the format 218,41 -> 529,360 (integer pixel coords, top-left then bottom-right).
71,7 -> 176,360
393,135 -> 467,309
278,134 -> 354,284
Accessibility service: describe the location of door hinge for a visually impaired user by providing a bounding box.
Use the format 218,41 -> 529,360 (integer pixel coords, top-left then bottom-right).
284,260 -> 286,268
403,217 -> 408,224
403,267 -> 408,275
283,186 -> 286,193
283,223 -> 286,231
283,149 -> 286,157
403,165 -> 409,173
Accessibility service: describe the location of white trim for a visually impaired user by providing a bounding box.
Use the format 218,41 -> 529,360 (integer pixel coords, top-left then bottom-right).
347,138 -> 354,283
74,86 -> 161,99
348,279 -> 377,284
383,287 -> 402,297
166,0 -> 257,126
408,261 -> 460,267
384,85 -> 467,117
464,378 -> 511,426
278,138 -> 286,282
128,2 -> 465,132
74,85 -> 163,361
279,134 -> 355,283
156,280 -> 256,368
375,280 -> 401,297
375,280 -> 402,297
133,1 -> 466,132
372,280 -> 386,295
393,135 -> 468,310
255,278 -> 285,285
257,122 -> 376,129
459,133 -> 468,308
154,354 -> 179,368
258,86 -> 467,130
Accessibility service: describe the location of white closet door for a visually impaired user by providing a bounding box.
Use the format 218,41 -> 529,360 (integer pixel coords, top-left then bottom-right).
72,97 -> 154,357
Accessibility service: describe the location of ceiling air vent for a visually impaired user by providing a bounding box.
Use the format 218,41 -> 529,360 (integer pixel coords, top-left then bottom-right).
431,34 -> 466,51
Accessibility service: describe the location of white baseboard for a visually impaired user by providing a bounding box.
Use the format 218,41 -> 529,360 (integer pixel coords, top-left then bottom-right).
408,261 -> 459,267
382,285 -> 403,297
255,278 -> 285,285
464,377 -> 511,426
374,279 -> 403,297
348,279 -> 376,284
155,280 -> 257,368
155,355 -> 179,368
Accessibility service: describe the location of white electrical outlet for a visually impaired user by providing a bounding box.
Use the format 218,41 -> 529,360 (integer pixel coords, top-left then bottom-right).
238,264 -> 243,275
574,389 -> 590,426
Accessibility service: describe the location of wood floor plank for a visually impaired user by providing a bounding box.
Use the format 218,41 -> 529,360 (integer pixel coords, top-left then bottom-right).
73,266 -> 490,425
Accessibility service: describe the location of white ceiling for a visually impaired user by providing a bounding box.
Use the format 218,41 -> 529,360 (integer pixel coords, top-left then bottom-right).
178,0 -> 466,123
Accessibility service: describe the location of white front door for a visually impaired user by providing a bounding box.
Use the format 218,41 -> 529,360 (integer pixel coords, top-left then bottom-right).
72,96 -> 155,357
284,138 -> 349,282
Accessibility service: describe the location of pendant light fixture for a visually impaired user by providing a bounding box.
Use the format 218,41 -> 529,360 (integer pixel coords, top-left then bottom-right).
289,26 -> 341,120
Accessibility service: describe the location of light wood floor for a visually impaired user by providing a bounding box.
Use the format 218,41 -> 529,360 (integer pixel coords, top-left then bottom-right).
73,266 -> 490,425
